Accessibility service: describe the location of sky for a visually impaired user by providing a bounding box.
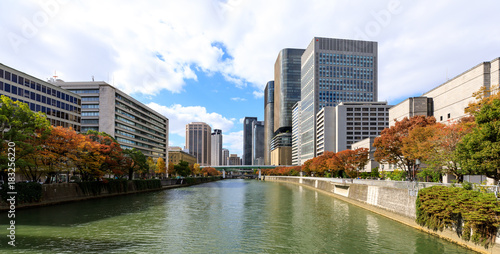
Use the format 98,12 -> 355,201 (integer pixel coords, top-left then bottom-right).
1,0 -> 500,157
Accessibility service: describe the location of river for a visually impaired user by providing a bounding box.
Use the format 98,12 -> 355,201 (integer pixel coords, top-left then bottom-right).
0,179 -> 473,253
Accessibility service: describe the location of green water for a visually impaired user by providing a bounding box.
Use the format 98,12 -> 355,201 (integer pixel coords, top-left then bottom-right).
0,179 -> 474,253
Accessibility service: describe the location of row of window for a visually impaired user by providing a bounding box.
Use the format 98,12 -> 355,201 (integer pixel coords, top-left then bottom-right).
0,69 -> 80,105
319,65 -> 374,80
116,116 -> 166,138
0,94 -> 80,123
69,89 -> 99,94
1,82 -> 81,113
318,53 -> 374,68
116,123 -> 166,143
319,80 -> 374,93
346,122 -> 387,126
116,94 -> 166,125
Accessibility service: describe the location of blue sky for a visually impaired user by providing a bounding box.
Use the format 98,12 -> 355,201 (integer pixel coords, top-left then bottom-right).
1,0 -> 500,157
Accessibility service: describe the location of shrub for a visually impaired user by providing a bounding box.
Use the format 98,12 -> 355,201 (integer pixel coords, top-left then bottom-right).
1,182 -> 42,203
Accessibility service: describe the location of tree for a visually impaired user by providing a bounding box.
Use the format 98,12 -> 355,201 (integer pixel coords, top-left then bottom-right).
456,99 -> 500,183
464,85 -> 499,115
192,163 -> 201,176
174,160 -> 191,177
201,167 -> 221,177
85,130 -> 126,178
156,157 -> 166,178
146,157 -> 157,178
374,115 -> 436,173
123,148 -> 147,180
327,148 -> 369,178
0,96 -> 52,181
167,162 -> 175,177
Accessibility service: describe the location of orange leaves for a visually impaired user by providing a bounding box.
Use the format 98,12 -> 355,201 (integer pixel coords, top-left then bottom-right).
201,167 -> 221,177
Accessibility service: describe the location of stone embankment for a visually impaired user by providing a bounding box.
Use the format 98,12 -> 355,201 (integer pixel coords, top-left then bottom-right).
263,176 -> 500,254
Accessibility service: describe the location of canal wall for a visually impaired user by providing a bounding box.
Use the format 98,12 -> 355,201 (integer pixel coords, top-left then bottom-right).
0,177 -> 221,211
264,176 -> 500,254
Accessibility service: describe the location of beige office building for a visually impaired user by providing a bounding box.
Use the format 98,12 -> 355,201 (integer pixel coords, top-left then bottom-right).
168,146 -> 197,167
55,81 -> 169,162
186,122 -> 211,166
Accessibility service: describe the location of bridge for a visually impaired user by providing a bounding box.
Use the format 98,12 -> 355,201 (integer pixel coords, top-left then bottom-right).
200,165 -> 293,179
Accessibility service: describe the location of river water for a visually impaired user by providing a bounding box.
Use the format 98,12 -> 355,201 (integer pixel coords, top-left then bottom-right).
0,179 -> 473,253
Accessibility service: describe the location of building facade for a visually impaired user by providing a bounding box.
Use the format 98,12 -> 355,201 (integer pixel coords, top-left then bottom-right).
316,102 -> 390,156
211,129 -> 223,166
252,121 -> 264,165
264,81 -> 274,165
291,101 -> 302,166
242,117 -> 257,165
168,146 -> 197,167
0,64 -> 81,131
228,154 -> 241,166
351,137 -> 379,172
186,122 -> 211,166
222,148 -> 229,165
273,48 -> 305,165
389,58 -> 500,126
55,80 -> 169,162
300,37 -> 378,163
270,132 -> 292,165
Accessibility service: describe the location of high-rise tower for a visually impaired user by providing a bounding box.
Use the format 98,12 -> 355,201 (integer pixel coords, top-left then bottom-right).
186,122 -> 211,166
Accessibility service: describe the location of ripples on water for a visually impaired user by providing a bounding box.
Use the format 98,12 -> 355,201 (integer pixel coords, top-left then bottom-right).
0,179 -> 474,253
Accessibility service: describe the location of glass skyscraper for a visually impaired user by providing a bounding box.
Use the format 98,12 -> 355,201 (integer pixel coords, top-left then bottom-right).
300,37 -> 378,163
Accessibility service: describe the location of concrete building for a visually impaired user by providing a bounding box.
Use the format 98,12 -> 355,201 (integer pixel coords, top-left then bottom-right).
0,64 -> 81,131
186,122 -> 211,166
351,137 -> 379,173
273,48 -> 305,165
168,146 -> 197,167
228,154 -> 241,166
211,129 -> 223,166
389,58 -> 500,126
55,80 -> 168,161
222,148 -> 229,165
291,101 -> 302,166
300,37 -> 378,163
252,121 -> 264,165
316,102 -> 390,155
270,132 -> 292,165
264,81 -> 274,165
242,117 -> 257,165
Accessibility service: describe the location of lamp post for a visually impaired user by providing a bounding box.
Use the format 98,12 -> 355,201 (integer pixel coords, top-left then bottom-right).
411,159 -> 421,181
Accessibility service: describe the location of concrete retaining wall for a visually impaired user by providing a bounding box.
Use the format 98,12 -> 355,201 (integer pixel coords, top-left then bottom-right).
264,176 -> 500,254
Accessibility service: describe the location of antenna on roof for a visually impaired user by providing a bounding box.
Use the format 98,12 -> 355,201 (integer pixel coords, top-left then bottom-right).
53,70 -> 58,79
92,75 -> 94,82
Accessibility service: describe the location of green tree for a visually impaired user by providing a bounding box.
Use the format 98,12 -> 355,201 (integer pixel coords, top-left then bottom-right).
123,148 -> 147,180
174,160 -> 191,177
146,157 -> 157,178
0,96 -> 51,181
456,99 -> 500,183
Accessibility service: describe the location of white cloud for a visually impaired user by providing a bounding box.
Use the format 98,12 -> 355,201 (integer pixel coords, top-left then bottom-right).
224,130 -> 243,157
147,102 -> 234,138
230,97 -> 246,102
1,0 -> 500,104
239,118 -> 245,124
253,90 -> 264,99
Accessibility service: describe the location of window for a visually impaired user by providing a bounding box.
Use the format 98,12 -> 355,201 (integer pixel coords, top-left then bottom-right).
11,85 -> 17,95
82,119 -> 99,124
82,111 -> 99,116
447,113 -> 450,119
440,116 -> 443,121
82,104 -> 99,109
82,97 -> 99,101
4,83 -> 10,93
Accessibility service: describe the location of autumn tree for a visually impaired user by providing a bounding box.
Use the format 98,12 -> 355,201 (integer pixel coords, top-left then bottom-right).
201,167 -> 221,177
156,157 -> 166,178
85,130 -> 126,178
327,148 -> 369,178
464,85 -> 499,115
456,98 -> 500,183
146,157 -> 157,178
167,162 -> 175,177
174,160 -> 191,177
374,115 -> 436,173
192,163 -> 201,177
0,96 -> 52,181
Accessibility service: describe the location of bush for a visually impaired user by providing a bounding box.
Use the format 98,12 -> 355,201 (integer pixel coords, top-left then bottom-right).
133,179 -> 161,191
416,186 -> 500,248
0,182 -> 42,204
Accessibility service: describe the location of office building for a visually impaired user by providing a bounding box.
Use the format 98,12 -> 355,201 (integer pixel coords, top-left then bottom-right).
55,80 -> 168,161
186,122 -> 211,166
270,132 -> 292,165
242,117 -> 257,165
222,148 -> 229,165
0,64 -> 81,131
211,129 -> 223,166
390,58 -> 500,126
168,146 -> 197,167
316,102 -> 390,156
264,81 -> 274,165
351,137 -> 378,172
300,37 -> 378,163
272,48 -> 305,165
252,120 -> 264,165
291,101 -> 302,166
228,154 -> 241,166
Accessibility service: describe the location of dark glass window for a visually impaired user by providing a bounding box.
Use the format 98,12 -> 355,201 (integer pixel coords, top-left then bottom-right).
5,71 -> 11,81
0,81 -> 3,90
29,103 -> 35,111
57,91 -> 61,98
41,95 -> 46,104
36,104 -> 40,112
61,102 -> 65,110
47,87 -> 51,95
0,69 -> 3,78
18,77 -> 23,85
24,90 -> 29,98
41,106 -> 46,113
31,81 -> 36,90
36,83 -> 41,91
11,74 -> 17,83
4,83 -> 10,93
11,85 -> 17,95
57,101 -> 60,108
30,92 -> 35,100
24,78 -> 30,86
36,94 -> 41,102
41,85 -> 46,93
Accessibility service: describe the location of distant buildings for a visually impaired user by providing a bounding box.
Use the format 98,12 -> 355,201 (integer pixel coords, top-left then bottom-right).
228,154 -> 241,166
211,129 -> 223,166
291,101 -> 302,165
55,80 -> 169,162
299,37 -> 378,163
0,63 -> 81,131
168,146 -> 197,167
186,122 -> 211,166
242,117 -> 257,165
222,148 -> 229,165
252,120 -> 264,165
264,81 -> 274,165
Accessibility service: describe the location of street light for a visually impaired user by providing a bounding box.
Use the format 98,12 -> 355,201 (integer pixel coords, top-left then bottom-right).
411,159 -> 421,181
